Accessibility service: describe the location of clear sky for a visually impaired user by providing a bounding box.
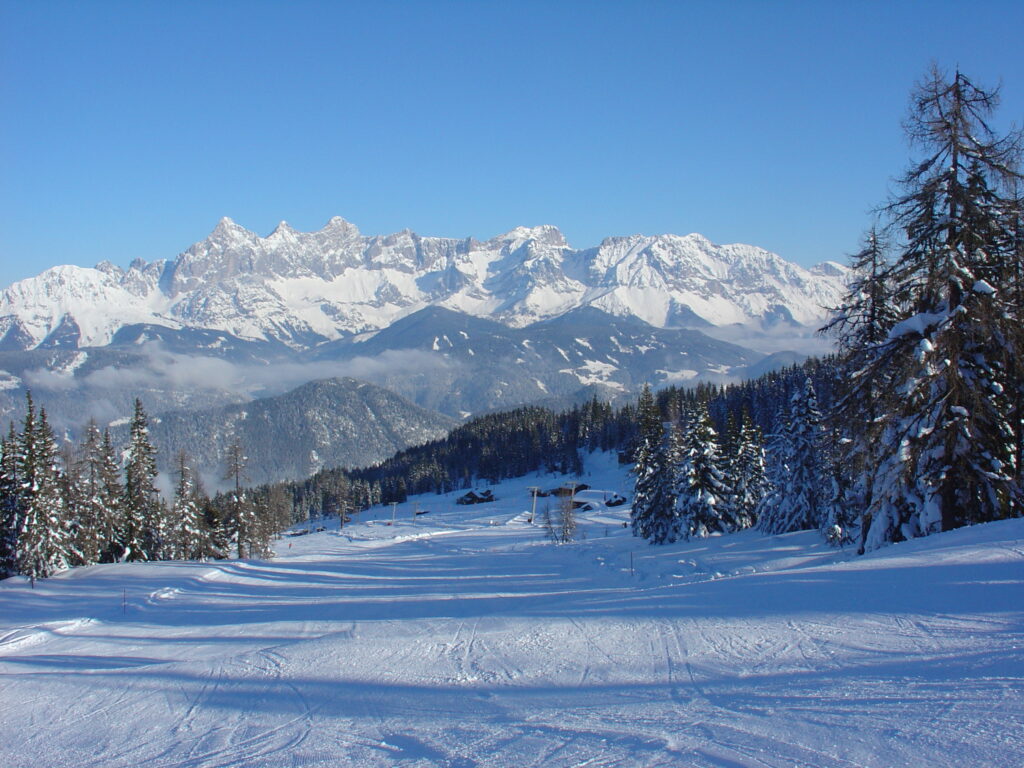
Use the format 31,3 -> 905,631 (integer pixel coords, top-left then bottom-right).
2,0 -> 1022,288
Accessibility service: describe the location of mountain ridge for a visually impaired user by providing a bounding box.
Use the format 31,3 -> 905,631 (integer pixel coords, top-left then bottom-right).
114,376 -> 458,486
0,217 -> 847,351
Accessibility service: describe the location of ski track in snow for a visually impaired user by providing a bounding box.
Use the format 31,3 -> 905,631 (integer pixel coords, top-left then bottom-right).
1,456 -> 1023,767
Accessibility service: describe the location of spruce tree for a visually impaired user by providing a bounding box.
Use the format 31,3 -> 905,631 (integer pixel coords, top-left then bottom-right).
74,421 -> 105,566
96,428 -> 126,562
822,228 -> 898,551
729,409 -> 769,530
834,68 -> 1024,548
16,399 -> 70,581
630,384 -> 674,542
645,420 -> 684,544
1009,182 -> 1024,489
223,438 -> 258,558
266,483 -> 293,532
673,401 -> 733,539
0,424 -> 22,577
170,450 -> 208,560
123,398 -> 161,561
758,380 -> 827,535
59,441 -> 94,567
820,425 -> 858,547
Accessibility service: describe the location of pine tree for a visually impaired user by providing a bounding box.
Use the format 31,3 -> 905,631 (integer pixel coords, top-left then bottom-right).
223,438 -> 259,558
202,493 -> 230,559
95,428 -> 126,562
0,424 -> 22,577
812,412 -> 859,548
823,227 -> 897,360
1008,181 -> 1024,490
123,398 -> 161,561
630,385 -> 675,542
729,409 -> 769,530
59,441 -> 95,567
758,380 -> 827,535
754,404 -> 787,535
821,229 -> 898,551
545,491 -> 577,544
170,450 -> 208,560
673,401 -> 733,539
836,68 -> 1024,549
16,399 -> 70,581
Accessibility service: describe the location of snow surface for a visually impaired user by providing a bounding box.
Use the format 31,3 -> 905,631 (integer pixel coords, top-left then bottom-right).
2,453 -> 1022,767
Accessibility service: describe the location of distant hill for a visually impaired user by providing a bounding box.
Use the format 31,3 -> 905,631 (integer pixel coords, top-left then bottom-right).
119,377 -> 456,486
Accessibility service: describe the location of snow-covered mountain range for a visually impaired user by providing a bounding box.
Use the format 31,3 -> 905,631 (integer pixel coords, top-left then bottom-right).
0,217 -> 847,351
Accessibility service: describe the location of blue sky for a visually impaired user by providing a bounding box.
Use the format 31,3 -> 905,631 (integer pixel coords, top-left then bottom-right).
2,0 -> 1022,288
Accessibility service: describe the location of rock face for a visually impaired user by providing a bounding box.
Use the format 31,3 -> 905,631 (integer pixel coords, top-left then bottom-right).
0,217 -> 848,351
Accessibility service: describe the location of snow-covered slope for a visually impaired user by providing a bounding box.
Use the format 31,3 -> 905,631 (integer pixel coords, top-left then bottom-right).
0,217 -> 848,350
1,454 -> 1021,767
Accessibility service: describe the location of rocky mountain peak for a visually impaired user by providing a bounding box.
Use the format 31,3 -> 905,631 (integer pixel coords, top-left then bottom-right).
0,216 -> 849,350
493,225 -> 568,250
269,220 -> 297,238
320,215 -> 361,237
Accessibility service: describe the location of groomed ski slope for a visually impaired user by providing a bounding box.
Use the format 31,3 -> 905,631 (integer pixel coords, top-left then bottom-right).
1,453 -> 1022,767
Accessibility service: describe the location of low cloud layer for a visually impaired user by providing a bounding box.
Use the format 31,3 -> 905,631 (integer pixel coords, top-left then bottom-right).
701,324 -> 835,357
28,343 -> 452,396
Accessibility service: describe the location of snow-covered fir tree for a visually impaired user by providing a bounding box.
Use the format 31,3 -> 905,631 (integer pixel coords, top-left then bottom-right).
258,483 -> 293,540
673,400 -> 734,539
71,421 -> 106,567
167,453 -> 189,561
16,399 -> 71,582
630,384 -> 675,543
1010,183 -> 1024,490
59,441 -> 96,567
0,424 -> 22,578
821,228 -> 898,551
123,398 -> 162,561
644,420 -> 684,544
757,379 -> 827,535
94,427 -> 126,562
827,68 -> 1024,549
170,450 -> 208,560
727,409 -> 769,530
754,404 -> 789,534
223,438 -> 262,558
819,427 -> 858,547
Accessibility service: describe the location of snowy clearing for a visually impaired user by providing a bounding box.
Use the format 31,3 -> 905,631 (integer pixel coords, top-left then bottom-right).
1,457 -> 1023,767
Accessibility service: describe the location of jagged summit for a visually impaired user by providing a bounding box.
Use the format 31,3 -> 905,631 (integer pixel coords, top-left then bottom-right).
211,216 -> 249,237
0,216 -> 848,350
321,215 -> 360,235
494,224 -> 569,249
